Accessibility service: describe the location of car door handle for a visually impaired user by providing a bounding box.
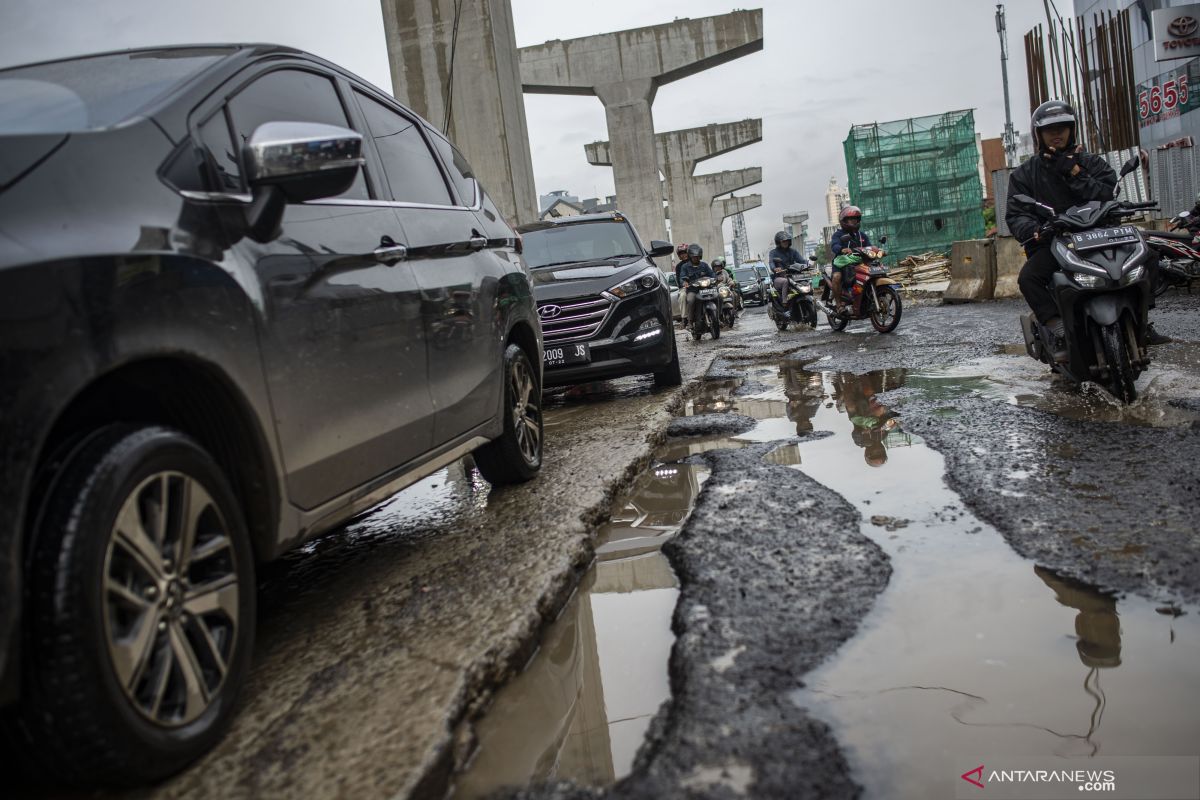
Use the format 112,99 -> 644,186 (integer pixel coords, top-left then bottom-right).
468,235 -> 488,251
374,244 -> 408,265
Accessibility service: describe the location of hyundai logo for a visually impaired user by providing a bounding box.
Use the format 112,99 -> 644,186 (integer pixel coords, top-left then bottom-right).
1169,15 -> 1197,37
538,305 -> 562,319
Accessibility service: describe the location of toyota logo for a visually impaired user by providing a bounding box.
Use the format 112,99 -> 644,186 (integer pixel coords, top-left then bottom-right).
538,305 -> 562,319
1169,15 -> 1197,37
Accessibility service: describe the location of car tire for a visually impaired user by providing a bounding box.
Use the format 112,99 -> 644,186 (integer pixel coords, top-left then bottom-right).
12,424 -> 255,788
474,344 -> 543,485
654,334 -> 683,387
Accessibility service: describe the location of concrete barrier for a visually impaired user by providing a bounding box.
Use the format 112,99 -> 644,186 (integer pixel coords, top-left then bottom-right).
993,236 -> 1025,299
943,239 -> 996,303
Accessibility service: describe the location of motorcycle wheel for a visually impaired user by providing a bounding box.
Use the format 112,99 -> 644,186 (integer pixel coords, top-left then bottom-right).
1100,322 -> 1137,403
827,311 -> 849,332
869,285 -> 903,333
707,306 -> 721,340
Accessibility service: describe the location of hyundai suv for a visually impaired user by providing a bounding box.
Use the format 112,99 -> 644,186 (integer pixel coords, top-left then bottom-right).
0,44 -> 542,787
519,214 -> 681,388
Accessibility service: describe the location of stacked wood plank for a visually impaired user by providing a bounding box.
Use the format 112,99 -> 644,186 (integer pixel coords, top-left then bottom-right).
888,251 -> 951,286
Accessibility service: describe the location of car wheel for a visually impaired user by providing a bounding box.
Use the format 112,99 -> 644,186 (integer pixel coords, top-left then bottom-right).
654,333 -> 683,387
474,343 -> 543,485
14,424 -> 255,787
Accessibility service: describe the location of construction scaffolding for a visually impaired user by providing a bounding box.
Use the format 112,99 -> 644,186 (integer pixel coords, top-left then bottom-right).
843,110 -> 985,262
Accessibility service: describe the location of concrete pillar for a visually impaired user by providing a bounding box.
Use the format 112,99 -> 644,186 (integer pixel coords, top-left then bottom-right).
381,0 -> 538,225
520,10 -> 764,244
586,118 -> 761,251
709,193 -> 762,259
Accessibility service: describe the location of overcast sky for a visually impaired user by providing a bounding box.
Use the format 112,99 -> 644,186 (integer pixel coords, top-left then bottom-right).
0,0 -> 1067,255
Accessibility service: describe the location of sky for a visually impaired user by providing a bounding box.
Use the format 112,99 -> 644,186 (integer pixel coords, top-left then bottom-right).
0,0 -> 1070,256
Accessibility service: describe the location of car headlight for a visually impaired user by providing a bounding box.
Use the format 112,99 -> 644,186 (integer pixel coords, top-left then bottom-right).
1072,272 -> 1104,288
606,266 -> 662,299
1122,265 -> 1145,285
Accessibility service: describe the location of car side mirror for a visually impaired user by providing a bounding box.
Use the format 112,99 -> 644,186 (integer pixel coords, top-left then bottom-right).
648,240 -> 674,257
243,121 -> 364,241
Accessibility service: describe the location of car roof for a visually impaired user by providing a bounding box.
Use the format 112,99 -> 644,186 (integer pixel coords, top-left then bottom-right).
517,211 -> 631,233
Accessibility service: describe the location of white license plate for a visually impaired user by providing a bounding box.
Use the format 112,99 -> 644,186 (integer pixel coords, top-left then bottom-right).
698,289 -> 717,299
543,343 -> 590,367
1071,226 -> 1139,251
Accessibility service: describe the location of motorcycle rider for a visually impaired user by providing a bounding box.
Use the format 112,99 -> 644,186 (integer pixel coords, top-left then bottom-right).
712,257 -> 743,312
674,242 -> 690,324
829,206 -> 871,316
768,231 -> 808,320
680,243 -> 715,330
1006,100 -> 1170,360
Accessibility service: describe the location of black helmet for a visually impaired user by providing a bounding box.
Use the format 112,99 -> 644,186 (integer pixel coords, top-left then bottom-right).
687,243 -> 703,259
774,230 -> 791,247
1031,100 -> 1077,152
712,256 -> 726,269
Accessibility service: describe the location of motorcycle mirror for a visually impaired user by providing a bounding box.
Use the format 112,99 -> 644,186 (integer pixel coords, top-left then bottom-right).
879,235 -> 888,244
1118,153 -> 1140,179
809,254 -> 818,261
1012,193 -> 1056,218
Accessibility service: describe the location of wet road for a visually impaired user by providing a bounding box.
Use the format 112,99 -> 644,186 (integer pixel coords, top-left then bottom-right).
13,297 -> 1200,799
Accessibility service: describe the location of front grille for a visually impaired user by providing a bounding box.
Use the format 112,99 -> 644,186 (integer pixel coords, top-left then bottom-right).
537,295 -> 612,343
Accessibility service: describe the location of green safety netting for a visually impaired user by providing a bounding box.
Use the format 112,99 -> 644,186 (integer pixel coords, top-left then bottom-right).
843,110 -> 985,263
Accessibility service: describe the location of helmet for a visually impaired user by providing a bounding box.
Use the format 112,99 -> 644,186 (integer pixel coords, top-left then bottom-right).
774,230 -> 791,247
840,205 -> 862,230
712,256 -> 726,269
676,242 -> 689,257
687,243 -> 703,259
1031,100 -> 1077,152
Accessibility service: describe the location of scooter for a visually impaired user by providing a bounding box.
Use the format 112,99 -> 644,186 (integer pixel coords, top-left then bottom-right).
1145,196 -> 1200,295
718,282 -> 739,329
1009,154 -> 1157,403
815,239 -> 903,334
767,265 -> 819,331
687,277 -> 721,341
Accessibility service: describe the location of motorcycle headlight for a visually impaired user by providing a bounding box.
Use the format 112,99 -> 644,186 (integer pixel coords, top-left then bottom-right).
606,267 -> 662,299
1122,265 -> 1145,285
1072,272 -> 1104,289
1055,239 -> 1108,281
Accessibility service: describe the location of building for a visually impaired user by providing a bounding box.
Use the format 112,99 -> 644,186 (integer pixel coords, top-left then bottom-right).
979,136 -> 1007,206
539,189 -> 581,214
824,177 -> 850,226
540,198 -> 585,220
843,110 -> 985,261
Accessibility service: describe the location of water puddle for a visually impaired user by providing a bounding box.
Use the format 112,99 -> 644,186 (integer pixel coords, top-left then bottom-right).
452,456 -> 709,797
697,361 -> 1200,799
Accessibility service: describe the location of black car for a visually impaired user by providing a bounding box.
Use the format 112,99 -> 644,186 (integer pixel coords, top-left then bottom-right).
733,265 -> 768,305
0,44 -> 543,786
519,213 -> 681,388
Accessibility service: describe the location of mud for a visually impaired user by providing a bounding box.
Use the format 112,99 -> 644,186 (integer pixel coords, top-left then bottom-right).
664,414 -> 758,438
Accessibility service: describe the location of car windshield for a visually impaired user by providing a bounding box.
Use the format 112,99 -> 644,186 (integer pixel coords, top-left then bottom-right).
0,49 -> 230,135
521,220 -> 641,268
733,268 -> 758,282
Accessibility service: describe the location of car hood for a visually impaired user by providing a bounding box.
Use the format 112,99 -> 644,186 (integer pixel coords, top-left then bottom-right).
530,257 -> 658,301
0,134 -> 68,192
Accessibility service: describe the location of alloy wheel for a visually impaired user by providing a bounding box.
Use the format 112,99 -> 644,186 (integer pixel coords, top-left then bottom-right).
510,356 -> 541,465
103,471 -> 240,727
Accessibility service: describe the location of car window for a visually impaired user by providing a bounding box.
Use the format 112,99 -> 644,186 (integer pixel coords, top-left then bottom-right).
429,131 -> 478,206
0,49 -> 228,134
198,109 -> 241,192
225,68 -> 367,200
354,92 -> 452,205
521,221 -> 642,268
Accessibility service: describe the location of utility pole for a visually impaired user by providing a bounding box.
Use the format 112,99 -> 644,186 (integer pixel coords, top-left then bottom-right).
996,3 -> 1018,166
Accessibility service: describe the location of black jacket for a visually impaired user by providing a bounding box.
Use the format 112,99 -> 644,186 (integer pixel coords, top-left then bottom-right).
1005,151 -> 1118,251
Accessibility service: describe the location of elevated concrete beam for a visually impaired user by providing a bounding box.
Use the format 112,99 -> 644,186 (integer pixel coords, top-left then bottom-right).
382,0 -> 537,225
519,10 -> 763,243
708,193 -> 762,257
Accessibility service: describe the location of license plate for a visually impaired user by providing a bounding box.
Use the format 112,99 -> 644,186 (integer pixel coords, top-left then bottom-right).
543,342 -> 590,368
1071,226 -> 1139,251
698,289 -> 717,299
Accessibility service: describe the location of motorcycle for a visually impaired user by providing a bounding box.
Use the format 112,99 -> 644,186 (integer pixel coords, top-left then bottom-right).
767,265 -> 819,331
718,282 -> 739,329
1009,154 -> 1157,403
687,277 -> 721,341
815,238 -> 903,333
1145,196 -> 1200,296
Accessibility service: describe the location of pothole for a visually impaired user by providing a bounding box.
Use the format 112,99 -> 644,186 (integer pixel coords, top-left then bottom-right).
452,454 -> 710,797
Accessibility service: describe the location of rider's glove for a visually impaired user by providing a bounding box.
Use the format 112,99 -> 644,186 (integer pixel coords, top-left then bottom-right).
1051,148 -> 1079,178
1036,221 -> 1059,241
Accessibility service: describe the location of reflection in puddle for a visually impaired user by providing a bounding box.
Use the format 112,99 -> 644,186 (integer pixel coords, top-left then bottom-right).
453,459 -> 709,797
